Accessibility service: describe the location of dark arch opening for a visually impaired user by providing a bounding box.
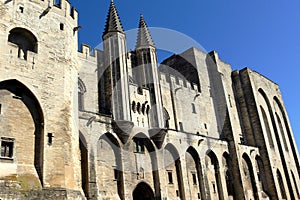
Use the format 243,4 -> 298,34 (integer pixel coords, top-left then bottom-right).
0,79 -> 44,185
79,132 -> 89,198
8,27 -> 38,60
207,150 -> 224,200
186,146 -> 205,200
222,152 -> 235,199
255,155 -> 270,196
133,182 -> 155,200
242,153 -> 258,200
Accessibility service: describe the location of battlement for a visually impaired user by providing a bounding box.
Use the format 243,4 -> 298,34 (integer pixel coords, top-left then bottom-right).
159,72 -> 199,92
5,0 -> 78,22
78,44 -> 98,62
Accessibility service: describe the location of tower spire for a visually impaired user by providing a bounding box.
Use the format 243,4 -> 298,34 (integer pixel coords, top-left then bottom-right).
103,1 -> 124,37
136,14 -> 155,48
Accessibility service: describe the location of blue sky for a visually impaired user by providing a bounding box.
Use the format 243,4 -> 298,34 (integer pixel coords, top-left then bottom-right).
71,0 -> 300,152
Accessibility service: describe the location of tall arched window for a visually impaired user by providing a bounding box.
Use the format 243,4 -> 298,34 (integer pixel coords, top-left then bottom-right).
78,78 -> 86,111
8,28 -> 38,60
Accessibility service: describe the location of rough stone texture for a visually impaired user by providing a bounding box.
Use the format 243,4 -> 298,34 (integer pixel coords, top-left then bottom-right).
0,1 -> 300,200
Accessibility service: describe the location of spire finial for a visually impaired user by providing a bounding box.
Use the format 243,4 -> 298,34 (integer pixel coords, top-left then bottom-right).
136,14 -> 155,48
103,1 -> 124,37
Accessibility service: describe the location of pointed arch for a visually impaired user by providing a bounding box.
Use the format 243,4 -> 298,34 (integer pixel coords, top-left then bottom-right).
186,146 -> 205,200
258,89 -> 294,197
222,152 -> 235,198
132,133 -> 160,198
260,106 -> 274,148
98,132 -> 124,200
164,143 -> 185,200
133,181 -> 155,200
206,150 -> 224,200
275,112 -> 288,151
242,153 -> 258,200
0,79 -> 44,185
255,155 -> 269,196
274,96 -> 300,179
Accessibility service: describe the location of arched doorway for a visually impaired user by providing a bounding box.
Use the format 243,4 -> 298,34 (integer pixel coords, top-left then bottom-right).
133,182 -> 155,200
0,79 -> 44,185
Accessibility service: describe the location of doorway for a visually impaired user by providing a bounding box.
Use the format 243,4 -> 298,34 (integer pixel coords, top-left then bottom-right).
133,182 -> 155,200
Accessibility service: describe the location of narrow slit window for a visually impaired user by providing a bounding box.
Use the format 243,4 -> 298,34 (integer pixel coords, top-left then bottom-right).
192,172 -> 197,185
167,171 -> 173,184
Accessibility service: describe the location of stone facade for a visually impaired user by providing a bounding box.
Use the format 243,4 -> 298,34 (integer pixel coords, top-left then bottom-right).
0,0 -> 299,200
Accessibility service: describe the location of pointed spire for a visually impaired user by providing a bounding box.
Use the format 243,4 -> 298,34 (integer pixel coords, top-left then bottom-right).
103,1 -> 124,37
136,14 -> 155,48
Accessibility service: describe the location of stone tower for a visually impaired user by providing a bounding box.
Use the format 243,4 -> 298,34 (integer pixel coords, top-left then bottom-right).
0,0 -> 82,198
101,1 -> 130,122
135,15 -> 164,128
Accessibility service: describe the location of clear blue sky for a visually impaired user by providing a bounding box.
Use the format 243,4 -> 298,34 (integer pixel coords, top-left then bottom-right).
71,0 -> 300,153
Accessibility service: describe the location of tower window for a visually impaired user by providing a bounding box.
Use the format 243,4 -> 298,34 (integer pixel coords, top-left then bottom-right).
60,23 -> 64,31
167,171 -> 173,184
114,168 -> 119,181
133,138 -> 145,153
1,137 -> 14,159
19,6 -> 24,13
192,172 -> 197,185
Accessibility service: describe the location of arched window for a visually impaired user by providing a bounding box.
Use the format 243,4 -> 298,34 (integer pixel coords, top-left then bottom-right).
137,102 -> 141,114
8,28 -> 38,60
78,78 -> 86,111
132,101 -> 136,113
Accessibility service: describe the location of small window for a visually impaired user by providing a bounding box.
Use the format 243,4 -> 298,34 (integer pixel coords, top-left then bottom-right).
114,168 -> 119,181
240,137 -> 245,145
137,103 -> 141,114
19,6 -> 24,13
1,137 -> 14,158
212,182 -> 216,193
60,23 -> 64,31
47,133 -> 53,145
133,138 -> 145,153
179,122 -> 183,132
167,171 -> 173,184
192,172 -> 197,185
192,103 -> 196,113
0,104 -> 2,114
204,123 -> 207,129
132,101 -> 136,113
